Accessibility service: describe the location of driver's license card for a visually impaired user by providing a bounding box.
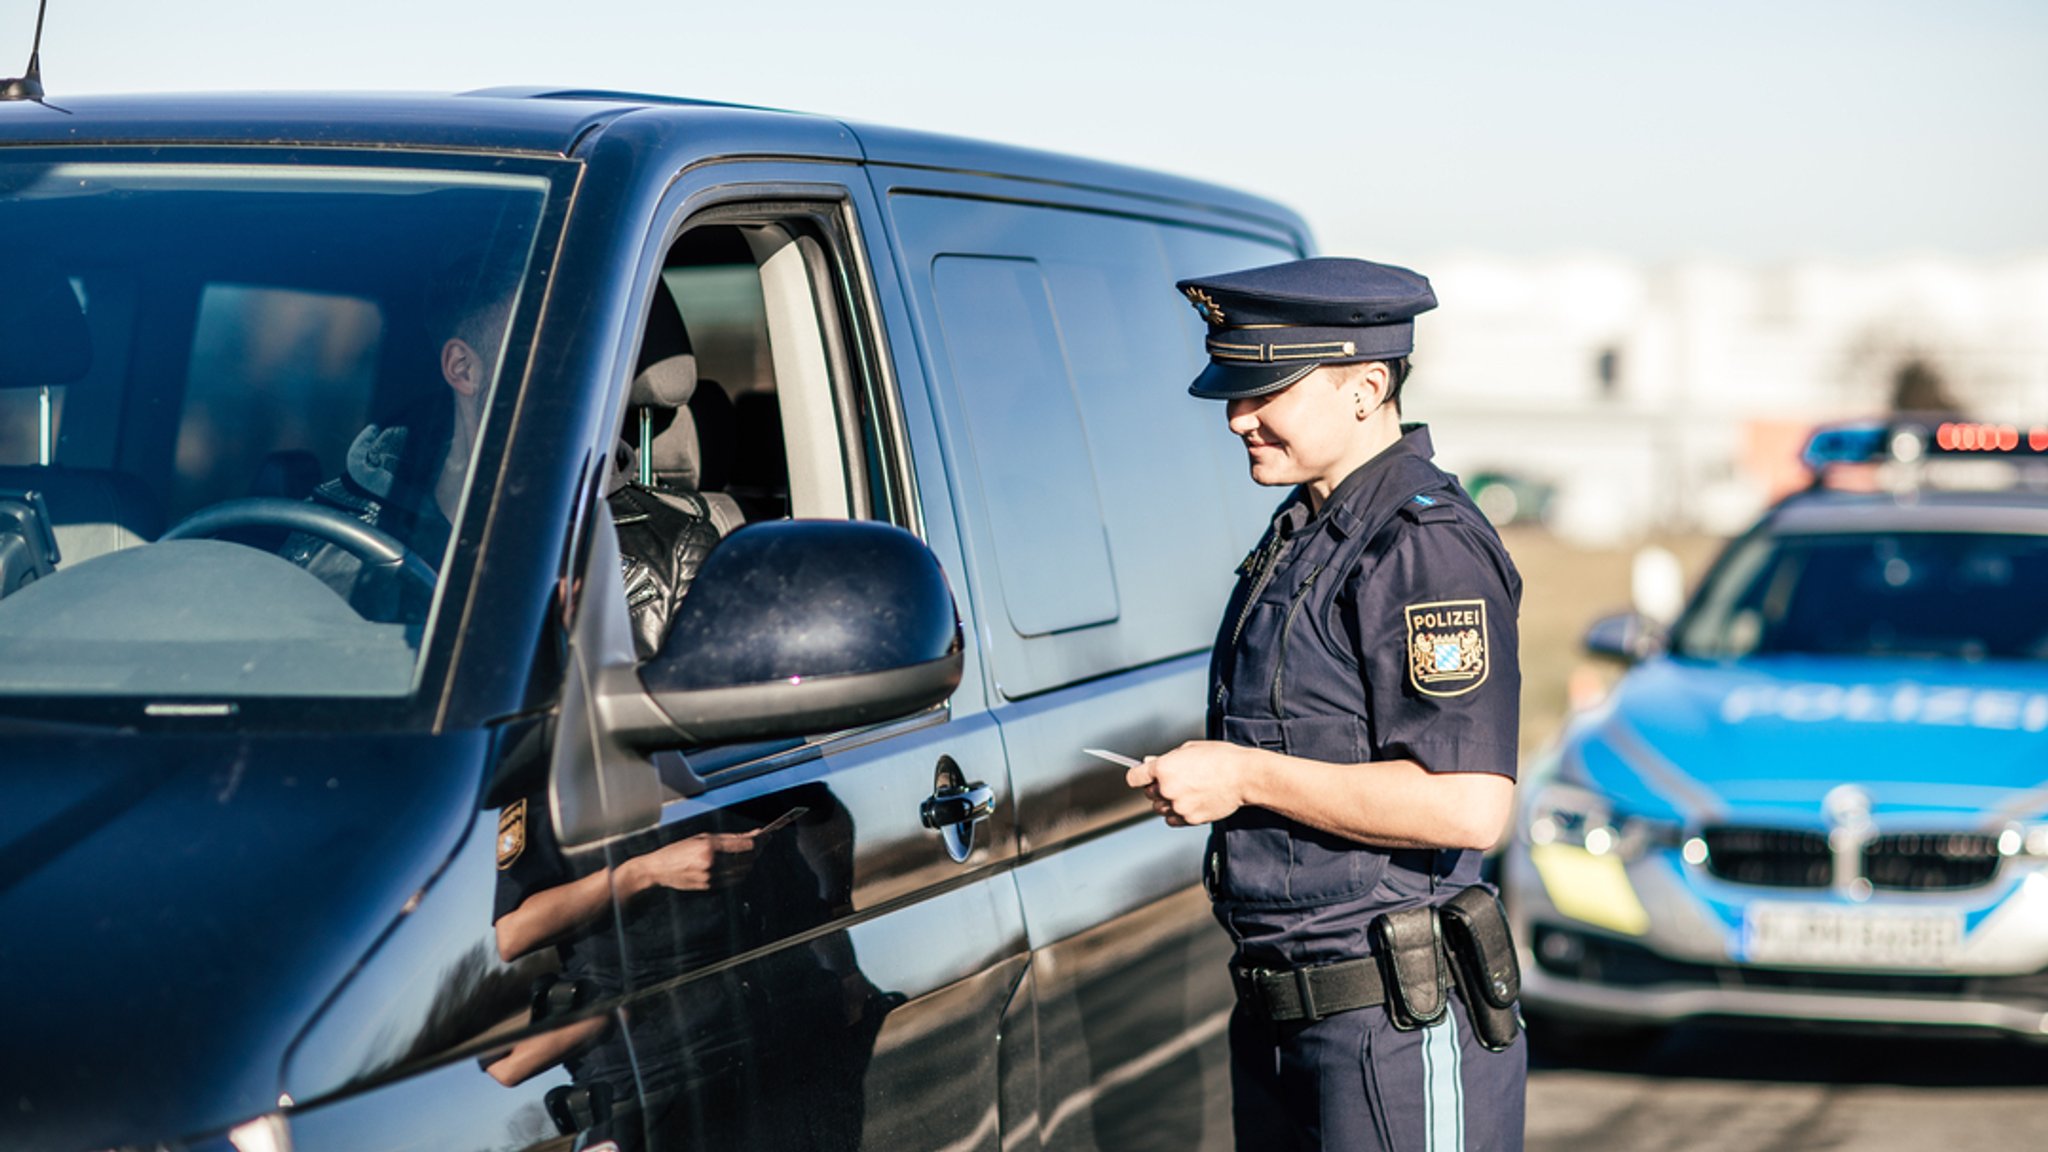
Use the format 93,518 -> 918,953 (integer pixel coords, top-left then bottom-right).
754,806 -> 809,836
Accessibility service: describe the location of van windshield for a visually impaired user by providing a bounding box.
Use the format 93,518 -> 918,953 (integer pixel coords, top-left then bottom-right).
0,156 -> 552,700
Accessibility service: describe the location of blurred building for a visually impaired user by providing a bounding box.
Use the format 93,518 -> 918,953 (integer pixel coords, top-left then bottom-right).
1407,255 -> 2048,544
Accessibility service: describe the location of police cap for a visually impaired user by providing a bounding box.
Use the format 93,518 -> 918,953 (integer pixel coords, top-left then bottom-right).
1176,257 -> 1436,400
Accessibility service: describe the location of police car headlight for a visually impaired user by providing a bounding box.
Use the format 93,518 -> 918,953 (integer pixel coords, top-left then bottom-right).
1525,783 -> 1612,851
1998,823 -> 2048,860
1525,782 -> 1682,861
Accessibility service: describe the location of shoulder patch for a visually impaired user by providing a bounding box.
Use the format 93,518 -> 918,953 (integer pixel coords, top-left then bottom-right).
497,798 -> 527,870
1405,599 -> 1489,697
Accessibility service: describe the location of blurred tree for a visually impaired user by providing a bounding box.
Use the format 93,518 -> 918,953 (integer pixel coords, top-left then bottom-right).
1890,358 -> 1958,414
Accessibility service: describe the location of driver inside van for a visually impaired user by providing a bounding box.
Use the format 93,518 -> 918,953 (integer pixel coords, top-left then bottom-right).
286,260 -> 722,662
281,252 -> 516,625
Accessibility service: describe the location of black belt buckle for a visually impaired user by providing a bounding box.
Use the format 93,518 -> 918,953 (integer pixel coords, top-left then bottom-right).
1234,964 -> 1306,1023
1233,965 -> 1277,1022
1230,965 -> 1261,1013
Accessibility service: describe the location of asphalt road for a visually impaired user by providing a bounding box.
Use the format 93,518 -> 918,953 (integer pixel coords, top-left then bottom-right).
1527,1023 -> 2048,1151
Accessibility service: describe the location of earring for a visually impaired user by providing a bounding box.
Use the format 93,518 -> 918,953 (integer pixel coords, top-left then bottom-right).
1354,393 -> 1368,420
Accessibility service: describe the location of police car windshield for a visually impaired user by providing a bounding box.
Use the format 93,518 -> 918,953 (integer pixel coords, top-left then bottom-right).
0,155 -> 550,700
1676,530 -> 2048,663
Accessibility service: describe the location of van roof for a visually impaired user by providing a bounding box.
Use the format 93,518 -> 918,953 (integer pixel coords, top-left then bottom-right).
0,89 -> 1306,236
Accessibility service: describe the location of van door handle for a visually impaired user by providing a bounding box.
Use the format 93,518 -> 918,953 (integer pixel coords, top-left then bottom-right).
920,783 -> 994,830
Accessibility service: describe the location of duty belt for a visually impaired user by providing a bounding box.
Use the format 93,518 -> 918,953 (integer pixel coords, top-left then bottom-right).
1233,958 -> 1387,1023
1231,889 -> 1524,1053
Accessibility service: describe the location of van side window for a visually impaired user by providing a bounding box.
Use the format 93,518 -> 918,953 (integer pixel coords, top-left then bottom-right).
929,256 -> 1119,637
629,217 -> 897,535
890,192 -> 1300,698
615,209 -> 908,765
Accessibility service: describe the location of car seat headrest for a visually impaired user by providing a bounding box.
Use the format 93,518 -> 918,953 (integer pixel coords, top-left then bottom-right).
0,260 -> 92,389
629,352 -> 698,409
648,406 -> 703,489
628,278 -> 698,408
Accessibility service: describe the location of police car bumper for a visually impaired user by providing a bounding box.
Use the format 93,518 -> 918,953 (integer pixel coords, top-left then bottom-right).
1504,843 -> 2048,1040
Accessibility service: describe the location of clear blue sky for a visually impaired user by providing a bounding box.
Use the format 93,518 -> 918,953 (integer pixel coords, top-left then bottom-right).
14,0 -> 2046,263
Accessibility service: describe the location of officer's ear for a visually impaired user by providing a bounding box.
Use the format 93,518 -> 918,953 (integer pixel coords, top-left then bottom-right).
1348,361 -> 1394,415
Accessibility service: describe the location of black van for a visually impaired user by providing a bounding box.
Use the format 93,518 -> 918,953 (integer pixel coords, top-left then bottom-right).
0,90 -> 1310,1152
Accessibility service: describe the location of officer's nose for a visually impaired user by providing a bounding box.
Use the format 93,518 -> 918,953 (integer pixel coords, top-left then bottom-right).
1226,397 -> 1261,435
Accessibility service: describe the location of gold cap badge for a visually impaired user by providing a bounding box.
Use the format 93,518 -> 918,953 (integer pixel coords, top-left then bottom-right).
1184,286 -> 1226,326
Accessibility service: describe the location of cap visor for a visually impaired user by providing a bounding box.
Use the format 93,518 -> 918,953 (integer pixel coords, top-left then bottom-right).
1188,360 -> 1322,400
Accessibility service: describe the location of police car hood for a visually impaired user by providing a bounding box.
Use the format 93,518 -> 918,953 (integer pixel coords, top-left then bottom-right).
0,726 -> 484,1152
1568,657 -> 2048,824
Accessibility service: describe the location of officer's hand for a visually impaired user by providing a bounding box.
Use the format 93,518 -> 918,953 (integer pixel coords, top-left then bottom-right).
632,831 -> 760,892
1124,741 -> 1247,826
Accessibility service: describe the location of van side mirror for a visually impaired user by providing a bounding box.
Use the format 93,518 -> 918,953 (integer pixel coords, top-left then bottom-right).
1585,612 -> 1664,664
600,520 -> 964,750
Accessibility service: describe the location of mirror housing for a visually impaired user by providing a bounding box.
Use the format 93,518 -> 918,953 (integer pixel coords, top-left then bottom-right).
1585,612 -> 1665,665
602,519 -> 964,749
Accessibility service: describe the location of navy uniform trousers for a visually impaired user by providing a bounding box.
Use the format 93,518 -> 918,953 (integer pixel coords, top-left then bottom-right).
1208,427 -> 1527,1152
1230,995 -> 1525,1152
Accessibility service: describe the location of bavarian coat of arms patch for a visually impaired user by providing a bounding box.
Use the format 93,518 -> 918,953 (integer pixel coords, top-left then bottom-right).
1405,599 -> 1489,697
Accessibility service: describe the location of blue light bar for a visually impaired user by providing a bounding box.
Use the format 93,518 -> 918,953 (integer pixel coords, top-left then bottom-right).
1801,423 -> 1888,472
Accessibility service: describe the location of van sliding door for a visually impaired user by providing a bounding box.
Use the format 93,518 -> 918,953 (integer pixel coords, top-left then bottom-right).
877,175 -> 1300,1152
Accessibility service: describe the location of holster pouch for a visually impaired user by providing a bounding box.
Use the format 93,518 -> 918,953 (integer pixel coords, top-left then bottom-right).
1370,905 -> 1447,1030
1440,885 -> 1523,1051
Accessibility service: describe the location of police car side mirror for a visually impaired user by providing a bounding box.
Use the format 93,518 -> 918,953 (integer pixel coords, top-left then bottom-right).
1585,612 -> 1664,664
601,520 -> 964,749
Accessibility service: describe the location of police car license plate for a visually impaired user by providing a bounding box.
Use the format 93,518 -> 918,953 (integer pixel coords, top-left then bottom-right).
1742,903 -> 1964,969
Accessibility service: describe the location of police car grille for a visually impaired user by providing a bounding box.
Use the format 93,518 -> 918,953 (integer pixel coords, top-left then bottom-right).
1701,827 -> 1832,887
1863,833 -> 2003,891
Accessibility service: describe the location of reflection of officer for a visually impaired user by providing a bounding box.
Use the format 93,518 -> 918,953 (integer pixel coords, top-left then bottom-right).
1126,258 -> 1527,1150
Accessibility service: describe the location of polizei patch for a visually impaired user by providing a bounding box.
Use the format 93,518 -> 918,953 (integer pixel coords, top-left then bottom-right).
1406,599 -> 1489,697
497,798 -> 527,870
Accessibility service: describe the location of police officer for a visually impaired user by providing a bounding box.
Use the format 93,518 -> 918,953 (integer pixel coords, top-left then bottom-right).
1126,257 -> 1526,1151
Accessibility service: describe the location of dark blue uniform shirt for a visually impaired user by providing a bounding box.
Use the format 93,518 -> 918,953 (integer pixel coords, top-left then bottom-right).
1206,425 -> 1522,969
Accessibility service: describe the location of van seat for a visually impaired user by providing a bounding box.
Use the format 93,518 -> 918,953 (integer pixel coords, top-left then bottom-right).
728,392 -> 789,522
0,465 -> 165,566
647,379 -> 745,536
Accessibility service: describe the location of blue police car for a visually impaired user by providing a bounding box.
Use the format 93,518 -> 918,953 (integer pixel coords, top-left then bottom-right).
1505,418 -> 2048,1041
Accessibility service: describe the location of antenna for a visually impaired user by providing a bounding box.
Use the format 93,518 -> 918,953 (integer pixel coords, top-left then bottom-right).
1,0 -> 50,102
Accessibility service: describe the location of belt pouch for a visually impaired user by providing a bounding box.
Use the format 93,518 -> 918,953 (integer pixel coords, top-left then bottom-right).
1369,905 -> 1447,1030
1440,885 -> 1522,1051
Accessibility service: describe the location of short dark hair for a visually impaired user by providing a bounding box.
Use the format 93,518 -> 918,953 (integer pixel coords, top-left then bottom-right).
1382,357 -> 1412,413
425,245 -> 523,357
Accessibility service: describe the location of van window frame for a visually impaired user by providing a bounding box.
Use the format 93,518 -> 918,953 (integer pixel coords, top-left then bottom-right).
601,188 -> 940,789
641,194 -> 919,534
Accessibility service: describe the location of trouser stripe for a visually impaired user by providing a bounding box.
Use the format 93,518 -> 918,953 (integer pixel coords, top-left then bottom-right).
1423,1009 -> 1464,1152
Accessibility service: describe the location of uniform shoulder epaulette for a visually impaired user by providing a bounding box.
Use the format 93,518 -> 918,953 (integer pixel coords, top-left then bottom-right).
1397,491 -> 1461,524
